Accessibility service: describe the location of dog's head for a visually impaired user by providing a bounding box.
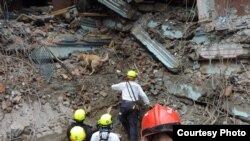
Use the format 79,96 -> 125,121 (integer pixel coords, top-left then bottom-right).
78,54 -> 87,61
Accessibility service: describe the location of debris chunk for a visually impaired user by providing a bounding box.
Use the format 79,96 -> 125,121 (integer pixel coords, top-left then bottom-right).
224,85 -> 233,97
72,68 -> 80,76
0,83 -> 5,94
12,96 -> 22,104
131,26 -> 180,72
2,100 -> 12,113
100,91 -> 108,97
97,0 -> 135,19
61,74 -> 69,80
16,14 -> 36,23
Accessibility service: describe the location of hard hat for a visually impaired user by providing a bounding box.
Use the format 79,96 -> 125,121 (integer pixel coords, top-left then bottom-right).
98,113 -> 112,126
127,70 -> 137,78
74,109 -> 86,122
70,126 -> 86,141
141,104 -> 181,138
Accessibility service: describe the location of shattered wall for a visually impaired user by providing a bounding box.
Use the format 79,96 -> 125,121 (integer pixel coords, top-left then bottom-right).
197,0 -> 216,21
197,0 -> 250,21
215,0 -> 250,17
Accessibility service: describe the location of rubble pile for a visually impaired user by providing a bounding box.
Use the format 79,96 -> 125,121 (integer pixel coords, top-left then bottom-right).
0,1 -> 250,141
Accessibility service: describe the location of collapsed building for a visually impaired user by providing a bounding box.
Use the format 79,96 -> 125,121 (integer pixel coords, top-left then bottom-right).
0,0 -> 250,140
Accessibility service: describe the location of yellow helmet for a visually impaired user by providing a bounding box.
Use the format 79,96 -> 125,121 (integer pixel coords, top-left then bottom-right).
74,109 -> 86,122
127,70 -> 137,78
70,126 -> 86,141
98,113 -> 112,126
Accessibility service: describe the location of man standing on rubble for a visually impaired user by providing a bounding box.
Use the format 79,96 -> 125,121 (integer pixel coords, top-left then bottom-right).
67,109 -> 93,141
111,70 -> 151,141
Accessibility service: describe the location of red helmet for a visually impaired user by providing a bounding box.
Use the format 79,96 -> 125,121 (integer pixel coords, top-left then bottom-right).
141,104 -> 181,138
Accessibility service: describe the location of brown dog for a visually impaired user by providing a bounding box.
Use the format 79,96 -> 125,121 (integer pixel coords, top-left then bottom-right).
78,53 -> 109,75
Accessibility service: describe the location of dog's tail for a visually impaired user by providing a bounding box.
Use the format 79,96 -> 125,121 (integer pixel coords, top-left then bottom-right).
101,53 -> 109,62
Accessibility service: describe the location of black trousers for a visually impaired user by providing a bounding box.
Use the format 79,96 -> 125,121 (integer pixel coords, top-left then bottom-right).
119,101 -> 139,141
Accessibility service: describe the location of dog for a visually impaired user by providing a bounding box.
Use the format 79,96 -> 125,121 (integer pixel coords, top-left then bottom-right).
78,53 -> 109,75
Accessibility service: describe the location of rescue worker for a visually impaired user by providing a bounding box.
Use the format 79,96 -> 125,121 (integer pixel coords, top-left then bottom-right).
90,113 -> 120,141
111,70 -> 151,141
141,104 -> 182,141
70,126 -> 86,141
67,109 -> 93,141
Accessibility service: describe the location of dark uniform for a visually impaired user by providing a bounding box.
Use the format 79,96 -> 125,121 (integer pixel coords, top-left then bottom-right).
67,122 -> 93,141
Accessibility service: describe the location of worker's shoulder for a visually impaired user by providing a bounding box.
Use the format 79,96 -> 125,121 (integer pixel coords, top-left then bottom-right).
112,82 -> 125,85
91,131 -> 99,140
129,81 -> 141,87
91,131 -> 99,136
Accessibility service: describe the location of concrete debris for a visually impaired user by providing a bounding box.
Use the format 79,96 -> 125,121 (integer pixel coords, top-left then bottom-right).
100,91 -> 108,97
166,83 -> 203,101
199,62 -> 241,76
61,74 -> 69,80
132,26 -> 180,72
1,1 -> 250,140
47,43 -> 102,59
16,14 -> 36,22
147,20 -> 160,28
69,18 -> 81,31
202,15 -> 250,32
2,100 -> 12,113
0,83 -> 5,94
63,101 -> 70,107
198,43 -> 250,59
224,85 -> 233,97
197,0 -> 250,21
80,18 -> 98,31
228,104 -> 250,121
161,24 -> 183,39
71,68 -> 80,76
11,90 -> 21,96
12,95 -> 22,104
32,29 -> 47,37
192,31 -> 210,44
227,29 -> 250,44
97,0 -> 135,19
10,122 -> 24,138
102,19 -> 123,30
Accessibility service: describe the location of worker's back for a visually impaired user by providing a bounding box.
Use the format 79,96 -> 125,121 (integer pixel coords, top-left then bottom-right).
90,131 -> 120,141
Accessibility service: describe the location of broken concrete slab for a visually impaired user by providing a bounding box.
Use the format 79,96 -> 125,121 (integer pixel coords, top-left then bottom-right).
131,26 -> 180,72
97,0 -> 135,19
227,29 -> 250,44
161,24 -> 183,39
198,43 -> 250,59
202,15 -> 250,32
199,62 -> 242,76
10,122 -> 24,138
80,18 -> 98,32
224,102 -> 250,122
102,19 -> 123,30
167,83 -> 203,101
2,100 -> 12,112
42,45 -> 99,59
192,31 -> 210,44
147,20 -> 160,28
